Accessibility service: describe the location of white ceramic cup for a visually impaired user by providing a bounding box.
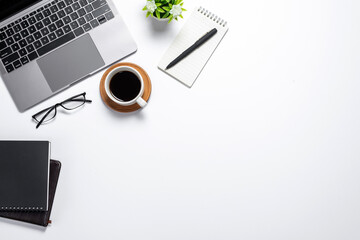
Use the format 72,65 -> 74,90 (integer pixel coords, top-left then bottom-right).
104,66 -> 147,108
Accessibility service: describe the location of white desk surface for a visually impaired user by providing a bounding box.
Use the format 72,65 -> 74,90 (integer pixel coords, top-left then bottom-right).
2,0 -> 360,239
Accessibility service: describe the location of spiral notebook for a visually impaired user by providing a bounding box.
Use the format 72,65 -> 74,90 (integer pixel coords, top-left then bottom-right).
158,6 -> 229,87
0,141 -> 50,212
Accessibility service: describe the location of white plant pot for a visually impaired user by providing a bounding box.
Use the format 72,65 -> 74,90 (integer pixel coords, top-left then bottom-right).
151,16 -> 169,22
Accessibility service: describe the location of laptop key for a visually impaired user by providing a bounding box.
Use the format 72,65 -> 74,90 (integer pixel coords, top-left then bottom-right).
58,10 -> 66,18
78,8 -> 86,17
29,26 -> 36,34
70,12 -> 79,20
0,47 -> 12,58
28,16 -> 36,25
73,2 -> 80,10
83,23 -> 91,32
89,19 -> 99,28
21,29 -> 29,38
65,0 -> 73,5
85,13 -> 93,22
63,25 -> 71,33
65,6 -> 73,14
2,52 -> 19,65
28,51 -> 38,61
92,4 -> 110,18
26,44 -> 35,53
79,0 -> 88,7
74,27 -> 84,36
14,24 -> 22,32
97,15 -> 106,24
92,0 -> 106,9
19,39 -> 27,48
49,24 -> 57,32
19,48 -> 27,56
6,37 -> 14,46
38,32 -> 75,56
13,60 -> 22,69
26,35 -> 35,44
44,9 -> 51,17
63,16 -> 71,24
58,1 -> 66,9
20,20 -> 29,29
11,43 -> 20,52
0,32 -> 6,40
41,36 -> 50,45
35,13 -> 44,21
6,28 -> 14,37
13,33 -> 22,41
33,40 -> 42,49
48,33 -> 57,41
78,17 -> 86,25
0,41 -> 6,50
50,14 -> 59,22
56,29 -> 64,37
56,19 -> 64,28
85,4 -> 93,13
34,32 -> 42,40
105,11 -> 114,20
50,5 -> 59,13
36,22 -> 44,30
43,17 -> 51,26
70,21 -> 79,29
5,64 -> 14,73
20,56 -> 29,65
41,27 -> 50,36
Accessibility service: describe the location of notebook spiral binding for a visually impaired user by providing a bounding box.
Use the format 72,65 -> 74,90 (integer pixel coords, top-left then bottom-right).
198,6 -> 227,27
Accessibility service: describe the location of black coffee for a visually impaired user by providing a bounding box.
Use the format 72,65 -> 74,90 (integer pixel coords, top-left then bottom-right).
109,71 -> 141,102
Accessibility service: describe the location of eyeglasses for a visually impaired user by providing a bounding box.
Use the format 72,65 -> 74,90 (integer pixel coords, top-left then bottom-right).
32,92 -> 92,129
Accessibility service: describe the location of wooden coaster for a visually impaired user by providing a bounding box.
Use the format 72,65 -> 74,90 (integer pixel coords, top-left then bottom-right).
100,62 -> 152,113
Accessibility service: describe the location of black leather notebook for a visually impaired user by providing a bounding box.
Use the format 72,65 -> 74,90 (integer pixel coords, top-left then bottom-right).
0,160 -> 61,227
0,141 -> 50,211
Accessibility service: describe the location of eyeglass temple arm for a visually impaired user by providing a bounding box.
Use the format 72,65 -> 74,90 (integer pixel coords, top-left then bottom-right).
36,106 -> 57,129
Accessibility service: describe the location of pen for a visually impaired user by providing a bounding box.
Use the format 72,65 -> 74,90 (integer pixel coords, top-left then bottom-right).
166,28 -> 218,70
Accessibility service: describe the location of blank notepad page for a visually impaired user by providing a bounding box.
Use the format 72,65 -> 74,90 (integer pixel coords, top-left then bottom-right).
158,7 -> 229,87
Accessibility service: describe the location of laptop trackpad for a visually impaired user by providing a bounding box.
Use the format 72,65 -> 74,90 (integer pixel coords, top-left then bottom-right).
37,34 -> 105,92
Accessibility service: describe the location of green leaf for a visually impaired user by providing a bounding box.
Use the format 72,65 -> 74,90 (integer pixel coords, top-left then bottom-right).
146,11 -> 151,17
157,8 -> 165,13
155,10 -> 161,19
163,12 -> 170,18
181,8 -> 186,11
168,15 -> 173,23
163,6 -> 171,11
179,14 -> 183,18
156,3 -> 162,6
142,6 -> 147,11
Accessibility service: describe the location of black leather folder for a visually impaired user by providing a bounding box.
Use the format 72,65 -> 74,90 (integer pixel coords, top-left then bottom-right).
0,160 -> 61,227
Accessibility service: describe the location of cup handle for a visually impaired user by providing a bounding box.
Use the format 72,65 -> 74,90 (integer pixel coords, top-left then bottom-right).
136,97 -> 147,108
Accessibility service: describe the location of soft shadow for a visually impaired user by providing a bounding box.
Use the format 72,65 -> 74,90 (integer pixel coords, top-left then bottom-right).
100,100 -> 147,121
0,218 -> 47,231
148,17 -> 170,33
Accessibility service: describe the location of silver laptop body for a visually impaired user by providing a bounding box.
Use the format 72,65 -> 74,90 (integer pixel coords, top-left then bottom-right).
0,0 -> 137,112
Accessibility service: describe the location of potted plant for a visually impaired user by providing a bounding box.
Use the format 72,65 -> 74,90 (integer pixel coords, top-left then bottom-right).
143,0 -> 186,23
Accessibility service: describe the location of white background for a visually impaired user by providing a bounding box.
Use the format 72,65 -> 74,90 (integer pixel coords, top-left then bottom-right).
1,0 -> 360,239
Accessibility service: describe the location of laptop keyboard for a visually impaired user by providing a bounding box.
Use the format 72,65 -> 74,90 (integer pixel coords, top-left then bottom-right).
0,0 -> 114,73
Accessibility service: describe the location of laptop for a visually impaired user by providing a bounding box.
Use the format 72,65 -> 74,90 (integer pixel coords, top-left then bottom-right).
0,0 -> 137,112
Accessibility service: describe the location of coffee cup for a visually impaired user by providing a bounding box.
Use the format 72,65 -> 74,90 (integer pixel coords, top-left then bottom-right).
104,66 -> 147,108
